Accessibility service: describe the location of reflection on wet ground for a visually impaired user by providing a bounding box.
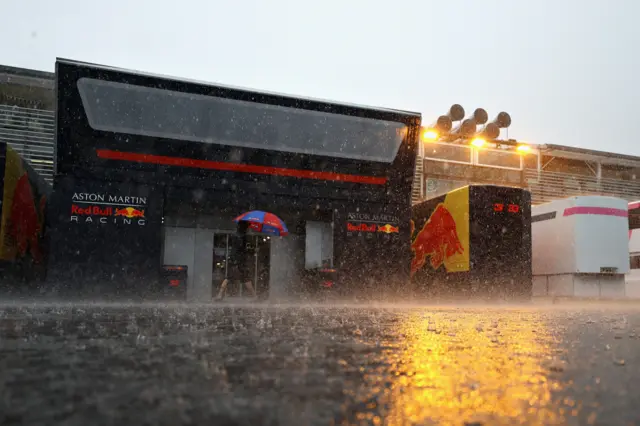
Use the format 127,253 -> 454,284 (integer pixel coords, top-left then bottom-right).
375,312 -> 560,425
1,302 -> 640,425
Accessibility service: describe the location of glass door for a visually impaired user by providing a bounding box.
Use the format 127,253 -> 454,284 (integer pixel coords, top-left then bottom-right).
239,234 -> 271,297
213,232 -> 271,298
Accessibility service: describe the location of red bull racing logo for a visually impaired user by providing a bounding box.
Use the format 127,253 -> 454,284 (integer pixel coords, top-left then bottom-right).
377,224 -> 399,234
411,203 -> 464,276
114,207 -> 145,218
346,222 -> 400,235
69,193 -> 147,226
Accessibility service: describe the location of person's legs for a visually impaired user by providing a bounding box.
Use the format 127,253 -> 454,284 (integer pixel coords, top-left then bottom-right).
244,280 -> 257,298
239,262 -> 257,298
214,279 -> 229,301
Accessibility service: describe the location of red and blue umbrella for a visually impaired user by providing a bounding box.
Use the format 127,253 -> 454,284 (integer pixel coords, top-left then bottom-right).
233,210 -> 289,236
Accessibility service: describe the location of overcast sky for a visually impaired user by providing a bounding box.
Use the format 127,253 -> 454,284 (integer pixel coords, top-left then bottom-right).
2,0 -> 639,155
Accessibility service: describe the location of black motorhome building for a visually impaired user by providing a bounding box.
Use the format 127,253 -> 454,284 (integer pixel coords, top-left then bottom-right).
46,59 -> 421,301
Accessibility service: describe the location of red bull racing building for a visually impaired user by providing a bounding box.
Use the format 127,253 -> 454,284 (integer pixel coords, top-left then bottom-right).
45,59 -> 421,300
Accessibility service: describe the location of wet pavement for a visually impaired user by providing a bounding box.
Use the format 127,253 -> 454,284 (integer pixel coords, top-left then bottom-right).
1,301 -> 640,426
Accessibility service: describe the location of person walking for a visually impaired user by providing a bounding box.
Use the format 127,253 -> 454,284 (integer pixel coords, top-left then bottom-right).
214,221 -> 257,301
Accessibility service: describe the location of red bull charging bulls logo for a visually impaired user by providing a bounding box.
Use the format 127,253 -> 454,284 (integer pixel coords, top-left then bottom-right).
115,207 -> 145,218
411,203 -> 465,276
378,224 -> 399,234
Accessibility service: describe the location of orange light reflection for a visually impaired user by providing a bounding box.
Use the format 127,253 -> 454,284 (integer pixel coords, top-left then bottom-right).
376,310 -> 566,425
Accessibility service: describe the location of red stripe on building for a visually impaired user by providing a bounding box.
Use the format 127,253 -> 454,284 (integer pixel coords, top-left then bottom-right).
628,202 -> 640,211
96,149 -> 388,185
563,206 -> 628,218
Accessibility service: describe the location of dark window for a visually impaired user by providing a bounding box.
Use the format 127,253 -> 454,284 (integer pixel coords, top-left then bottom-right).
630,255 -> 640,270
532,211 -> 557,223
630,211 -> 640,230
77,78 -> 407,163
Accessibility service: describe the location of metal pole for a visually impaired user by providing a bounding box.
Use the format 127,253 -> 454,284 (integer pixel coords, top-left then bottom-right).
224,234 -> 229,279
254,237 -> 259,293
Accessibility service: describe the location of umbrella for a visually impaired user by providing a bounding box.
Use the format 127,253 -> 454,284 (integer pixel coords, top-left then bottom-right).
233,210 -> 289,236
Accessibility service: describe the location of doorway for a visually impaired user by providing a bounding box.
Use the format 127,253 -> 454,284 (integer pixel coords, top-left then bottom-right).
164,226 -> 273,301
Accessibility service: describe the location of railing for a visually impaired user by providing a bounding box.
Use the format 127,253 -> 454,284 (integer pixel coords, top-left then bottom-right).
422,142 -> 473,165
476,147 -> 523,170
413,145 -> 640,205
411,155 -> 424,204
0,104 -> 54,182
412,142 -> 525,204
525,169 -> 640,204
421,141 -> 525,171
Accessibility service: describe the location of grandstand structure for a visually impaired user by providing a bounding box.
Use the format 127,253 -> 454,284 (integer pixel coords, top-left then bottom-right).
1,63 -> 640,203
0,65 -> 55,183
413,138 -> 640,205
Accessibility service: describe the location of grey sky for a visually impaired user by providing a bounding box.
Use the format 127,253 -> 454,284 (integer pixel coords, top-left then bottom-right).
2,0 -> 639,155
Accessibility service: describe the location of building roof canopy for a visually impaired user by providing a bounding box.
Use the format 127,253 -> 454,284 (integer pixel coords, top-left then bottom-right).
539,144 -> 640,168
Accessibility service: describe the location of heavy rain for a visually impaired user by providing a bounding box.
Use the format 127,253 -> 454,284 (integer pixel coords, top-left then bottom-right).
2,301 -> 640,425
3,0 -> 640,425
